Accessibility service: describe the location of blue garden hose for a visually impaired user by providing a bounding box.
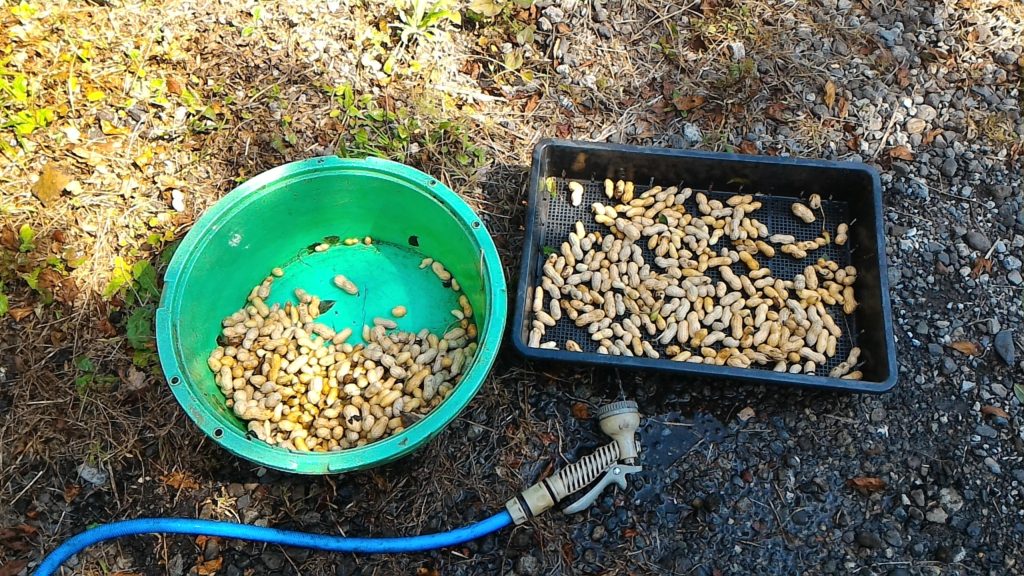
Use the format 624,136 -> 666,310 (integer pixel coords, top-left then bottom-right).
34,511 -> 513,576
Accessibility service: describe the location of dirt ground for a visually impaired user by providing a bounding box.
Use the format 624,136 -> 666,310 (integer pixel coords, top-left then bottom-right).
2,0 -> 1022,575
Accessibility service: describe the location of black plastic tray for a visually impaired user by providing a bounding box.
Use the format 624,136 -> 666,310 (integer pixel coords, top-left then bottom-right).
511,139 -> 897,393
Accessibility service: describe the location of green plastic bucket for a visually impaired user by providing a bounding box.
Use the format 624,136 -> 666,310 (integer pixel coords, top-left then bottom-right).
156,156 -> 507,474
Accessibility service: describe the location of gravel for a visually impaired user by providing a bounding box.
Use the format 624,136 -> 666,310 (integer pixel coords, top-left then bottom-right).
5,1 -> 1023,575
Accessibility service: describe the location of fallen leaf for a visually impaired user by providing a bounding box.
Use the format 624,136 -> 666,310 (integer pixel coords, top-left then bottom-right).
737,406 -> 756,421
468,0 -> 503,17
922,128 -> 943,146
888,145 -> 914,161
161,471 -> 201,491
970,257 -> 992,278
896,66 -> 910,88
133,147 -> 153,169
167,77 -> 184,95
571,402 -> 591,419
523,94 -> 539,114
846,135 -> 861,151
622,528 -> 638,538
555,123 -> 571,138
195,557 -> 223,576
0,559 -> 28,576
764,102 -> 787,122
847,476 -> 886,493
738,140 -> 758,155
32,163 -> 72,206
981,405 -> 1009,419
824,80 -> 836,109
837,97 -> 849,119
536,432 -> 557,446
9,307 -> 33,322
63,483 -> 81,503
1015,383 -> 1024,405
672,94 -> 705,112
949,340 -> 983,356
100,119 -> 130,136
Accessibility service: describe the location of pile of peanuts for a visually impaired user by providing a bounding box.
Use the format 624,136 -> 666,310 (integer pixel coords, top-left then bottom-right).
207,246 -> 478,452
528,179 -> 863,379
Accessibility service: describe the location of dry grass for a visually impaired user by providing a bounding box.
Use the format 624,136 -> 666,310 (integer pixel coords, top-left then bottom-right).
0,0 -> 1020,573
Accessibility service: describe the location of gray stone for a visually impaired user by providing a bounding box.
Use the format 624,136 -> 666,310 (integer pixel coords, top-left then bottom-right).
262,551 -> 285,571
985,457 -> 1002,475
1009,270 -> 1023,285
681,123 -> 703,147
926,507 -> 948,523
905,118 -> 926,134
516,555 -> 541,576
1004,255 -> 1022,271
994,330 -> 1015,365
591,525 -> 606,541
911,489 -> 926,507
856,530 -> 882,548
928,343 -> 943,356
992,383 -> 1009,397
884,529 -> 904,547
168,554 -> 184,576
870,407 -> 886,423
939,488 -> 964,513
77,463 -> 108,486
916,104 -> 937,121
541,6 -> 564,23
975,424 -> 998,439
964,231 -> 992,252
940,157 -> 958,177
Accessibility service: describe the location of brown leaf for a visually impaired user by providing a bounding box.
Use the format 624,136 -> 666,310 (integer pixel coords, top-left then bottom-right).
555,123 -> 571,138
523,94 -> 540,114
981,405 -> 1009,419
571,402 -> 591,419
161,471 -> 201,491
536,432 -> 557,446
847,476 -> 886,493
888,145 -> 915,161
0,559 -> 28,576
738,140 -> 758,155
196,557 -> 223,576
167,77 -> 184,95
622,528 -> 638,538
846,135 -> 861,151
32,163 -> 72,207
764,102 -> 787,122
9,307 -> 33,322
837,97 -> 849,119
970,257 -> 992,278
896,67 -> 910,88
922,128 -> 943,146
949,340 -> 984,356
824,80 -> 836,109
673,94 -> 705,112
737,406 -> 756,421
63,483 -> 81,503
1,226 -> 17,250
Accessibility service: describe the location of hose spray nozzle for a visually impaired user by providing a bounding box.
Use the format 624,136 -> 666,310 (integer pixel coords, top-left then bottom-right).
505,401 -> 642,524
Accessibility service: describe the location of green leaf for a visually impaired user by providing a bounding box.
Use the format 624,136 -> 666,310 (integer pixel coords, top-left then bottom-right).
102,256 -> 133,300
0,293 -> 8,316
132,261 -> 159,299
126,306 -> 155,350
18,223 -> 35,252
75,355 -> 95,372
469,0 -> 504,17
132,349 -> 156,367
20,267 -> 40,290
1015,383 -> 1024,405
542,245 -> 556,256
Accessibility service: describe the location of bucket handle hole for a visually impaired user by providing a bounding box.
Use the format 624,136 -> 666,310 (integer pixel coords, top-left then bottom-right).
408,235 -> 419,246
170,376 -> 181,385
472,221 -> 481,229
428,179 -> 437,186
213,428 -> 224,438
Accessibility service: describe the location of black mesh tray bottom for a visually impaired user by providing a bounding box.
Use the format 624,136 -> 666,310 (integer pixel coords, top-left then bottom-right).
530,178 -> 858,375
